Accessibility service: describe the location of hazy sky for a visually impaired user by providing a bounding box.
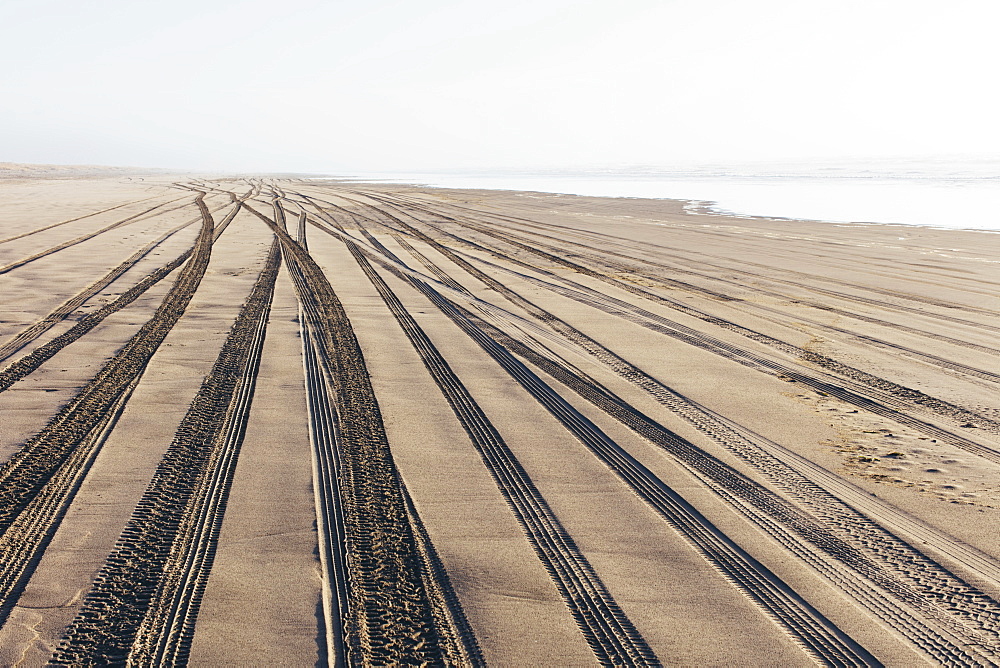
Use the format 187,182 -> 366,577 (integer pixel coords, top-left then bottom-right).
2,0 -> 997,173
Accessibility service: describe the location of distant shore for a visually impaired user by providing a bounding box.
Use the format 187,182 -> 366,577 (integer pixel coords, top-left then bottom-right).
7,160 -> 999,231
335,162 -> 1000,231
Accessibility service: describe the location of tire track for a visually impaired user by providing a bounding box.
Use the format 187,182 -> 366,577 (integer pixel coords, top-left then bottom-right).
414,194 -> 1000,322
409,273 -> 878,667
345,232 -> 658,666
305,190 -> 1000,448
51,240 -> 280,665
394,257 -> 999,665
313,188 -> 1000,416
296,197 -> 598,378
808,323 -> 1000,385
355,194 -> 1000,444
373,191 -> 743,303
398,482 -> 485,668
0,194 -> 163,246
562,223 -> 1000,357
0,196 -> 216,631
243,202 -> 475,666
0,373 -> 139,629
368,200 -> 1000,619
385,191 -> 1000,358
491,263 -> 1000,459
288,204 -> 351,665
488,224 -> 1000,378
297,211 -> 477,666
298,294 -> 349,665
303,197 -> 1000,664
429,197 -> 1000,385
330,200 -> 1000,589
442,240 -> 1000,389
0,201 -> 239,364
306,216 -> 877,667
452,244 -> 1000,409
0,201 -> 243,395
0,195 -> 192,276
131,242 -> 279,666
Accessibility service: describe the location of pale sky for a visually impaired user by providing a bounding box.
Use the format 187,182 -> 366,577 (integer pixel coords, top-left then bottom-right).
1,0 -> 997,173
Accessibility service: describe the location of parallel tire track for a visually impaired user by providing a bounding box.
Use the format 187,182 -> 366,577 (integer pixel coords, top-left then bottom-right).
345,236 -> 658,666
0,197 -> 216,629
306,200 -> 1000,664
358,197 -> 1000,456
369,194 -> 1000,436
287,212 -> 350,665
343,201 -> 1000,593
291,197 -> 482,667
411,194 -> 1000,323
451,241 -> 1000,432
0,202 -> 242,393
0,196 -> 191,276
364,204 -> 1000,661
0,201 -> 239,364
0,194 -> 162,246
365,191 -> 1000,361
243,203 -> 473,666
51,240 -> 281,665
316,220 -> 877,667
298,300 -> 350,665
445,231 -> 1000,387
415,276 -> 877,667
372,205 -> 1000,604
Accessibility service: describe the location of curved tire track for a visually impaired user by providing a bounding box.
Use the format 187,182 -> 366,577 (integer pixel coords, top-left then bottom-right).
52,240 -> 280,665
309,216 -> 877,667
0,197 -> 217,631
304,193 -> 1000,665
244,203 -> 474,666
0,196 -> 191,276
353,196 -> 1000,454
346,235 -> 657,666
0,202 -> 243,393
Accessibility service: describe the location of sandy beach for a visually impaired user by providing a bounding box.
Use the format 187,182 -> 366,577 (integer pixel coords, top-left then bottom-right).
1,164 -> 999,665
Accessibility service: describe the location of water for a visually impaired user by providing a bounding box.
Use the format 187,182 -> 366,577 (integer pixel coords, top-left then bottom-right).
340,158 -> 1000,231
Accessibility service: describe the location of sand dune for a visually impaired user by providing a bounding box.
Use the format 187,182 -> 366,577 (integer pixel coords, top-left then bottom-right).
0,170 -> 998,665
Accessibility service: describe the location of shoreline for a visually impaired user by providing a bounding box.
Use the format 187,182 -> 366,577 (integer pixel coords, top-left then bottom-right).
7,160 -> 999,232
320,170 -> 1000,233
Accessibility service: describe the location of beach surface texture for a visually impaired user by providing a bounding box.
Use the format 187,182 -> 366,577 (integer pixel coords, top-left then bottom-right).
1,165 -> 999,666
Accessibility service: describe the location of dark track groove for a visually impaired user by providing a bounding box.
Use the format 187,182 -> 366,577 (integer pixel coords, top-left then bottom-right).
303,213 -> 877,667
0,196 -> 192,276
351,194 -> 1000,462
344,198 -> 1000,593
411,193 -> 1000,323
0,194 -> 163,246
0,196 -> 217,632
364,192 -> 1000,437
290,203 -> 483,667
0,201 -> 239,364
243,202 -> 475,666
51,239 -> 281,665
0,201 -> 244,395
303,194 -> 1000,664
344,233 -> 657,666
377,191 -> 1000,360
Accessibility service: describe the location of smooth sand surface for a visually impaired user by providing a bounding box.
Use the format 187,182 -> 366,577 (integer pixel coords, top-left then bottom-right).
186,268 -> 322,665
1,167 -> 999,665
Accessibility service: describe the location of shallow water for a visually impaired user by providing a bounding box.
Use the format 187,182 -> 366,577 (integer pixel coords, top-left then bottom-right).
342,161 -> 1000,231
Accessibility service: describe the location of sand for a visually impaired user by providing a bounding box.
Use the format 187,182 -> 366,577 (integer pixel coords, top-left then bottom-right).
0,166 -> 998,665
